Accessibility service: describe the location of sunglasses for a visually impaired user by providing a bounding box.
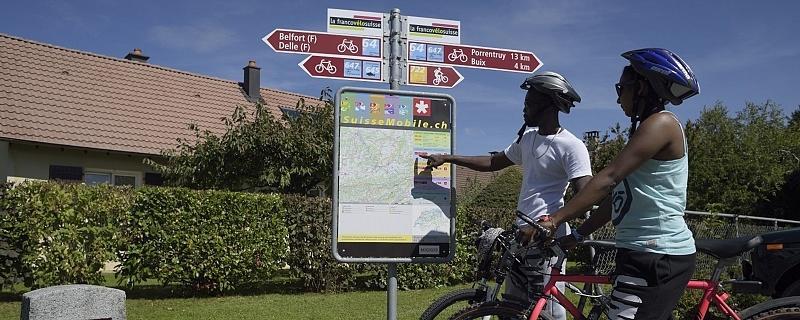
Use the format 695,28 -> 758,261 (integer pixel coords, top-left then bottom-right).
614,80 -> 638,98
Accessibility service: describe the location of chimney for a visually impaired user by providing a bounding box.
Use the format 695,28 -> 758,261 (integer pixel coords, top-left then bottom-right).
124,48 -> 149,63
243,60 -> 261,102
583,130 -> 600,142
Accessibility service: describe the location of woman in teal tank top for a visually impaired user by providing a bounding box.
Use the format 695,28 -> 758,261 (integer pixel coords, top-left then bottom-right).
519,48 -> 701,320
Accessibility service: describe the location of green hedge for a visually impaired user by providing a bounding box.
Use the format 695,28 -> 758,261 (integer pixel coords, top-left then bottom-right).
0,183 -> 288,292
0,182 -> 521,293
282,194 -> 364,292
0,183 -> 129,289
117,187 -> 287,292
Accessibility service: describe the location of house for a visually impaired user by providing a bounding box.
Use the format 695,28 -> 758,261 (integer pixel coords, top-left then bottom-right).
0,33 -> 504,194
0,33 -> 318,186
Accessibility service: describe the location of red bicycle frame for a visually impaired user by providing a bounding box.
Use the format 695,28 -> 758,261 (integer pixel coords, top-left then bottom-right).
529,268 -> 741,320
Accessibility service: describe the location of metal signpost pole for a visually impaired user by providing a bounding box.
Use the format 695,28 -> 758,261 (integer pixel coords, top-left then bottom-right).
387,8 -> 401,320
267,7 -> 535,320
389,8 -> 402,91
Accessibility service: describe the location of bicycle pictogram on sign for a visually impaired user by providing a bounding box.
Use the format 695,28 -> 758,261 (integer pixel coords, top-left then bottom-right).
315,59 -> 337,74
337,39 -> 359,54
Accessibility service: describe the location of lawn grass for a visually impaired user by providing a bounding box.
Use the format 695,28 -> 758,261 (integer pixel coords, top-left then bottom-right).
0,263 -> 592,319
0,273 -> 472,320
0,283 -> 469,320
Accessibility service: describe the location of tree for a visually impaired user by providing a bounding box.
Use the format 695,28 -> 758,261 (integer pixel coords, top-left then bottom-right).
584,101 -> 799,219
465,166 -> 523,211
147,97 -> 334,194
686,101 -> 800,218
789,106 -> 800,130
585,123 -> 628,174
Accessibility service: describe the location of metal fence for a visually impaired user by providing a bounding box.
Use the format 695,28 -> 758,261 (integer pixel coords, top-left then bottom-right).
589,211 -> 800,276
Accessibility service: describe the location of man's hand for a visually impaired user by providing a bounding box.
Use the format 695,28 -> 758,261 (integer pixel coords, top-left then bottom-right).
516,225 -> 535,246
419,153 -> 449,169
538,218 -> 556,236
557,234 -> 578,251
516,218 -> 557,246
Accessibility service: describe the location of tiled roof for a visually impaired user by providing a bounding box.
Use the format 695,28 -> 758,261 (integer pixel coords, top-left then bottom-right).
454,165 -> 505,192
0,33 -> 318,155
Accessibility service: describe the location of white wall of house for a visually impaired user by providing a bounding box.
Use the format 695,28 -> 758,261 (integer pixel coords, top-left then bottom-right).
4,141 -> 158,186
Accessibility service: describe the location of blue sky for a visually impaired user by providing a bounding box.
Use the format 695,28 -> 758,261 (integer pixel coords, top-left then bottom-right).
2,1 -> 799,155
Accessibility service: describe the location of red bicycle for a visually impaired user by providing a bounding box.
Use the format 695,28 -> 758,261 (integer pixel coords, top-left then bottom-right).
449,213 -> 800,320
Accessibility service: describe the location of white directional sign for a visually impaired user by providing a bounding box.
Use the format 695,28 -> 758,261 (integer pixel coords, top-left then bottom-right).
405,15 -> 461,44
328,8 -> 385,37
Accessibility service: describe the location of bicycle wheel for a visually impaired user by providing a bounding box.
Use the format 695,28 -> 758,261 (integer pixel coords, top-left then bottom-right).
448,301 -> 556,320
740,296 -> 800,320
420,288 -> 486,320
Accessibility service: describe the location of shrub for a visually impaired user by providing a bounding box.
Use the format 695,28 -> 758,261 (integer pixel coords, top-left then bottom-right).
117,187 -> 287,292
0,182 -> 128,289
282,194 -> 367,292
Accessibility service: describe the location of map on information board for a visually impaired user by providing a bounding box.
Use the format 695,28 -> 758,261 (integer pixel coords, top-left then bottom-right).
333,87 -> 455,262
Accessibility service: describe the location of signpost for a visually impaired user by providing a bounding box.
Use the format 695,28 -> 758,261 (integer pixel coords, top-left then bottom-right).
408,41 -> 542,73
262,8 -> 543,320
262,29 -> 382,59
406,64 -> 463,88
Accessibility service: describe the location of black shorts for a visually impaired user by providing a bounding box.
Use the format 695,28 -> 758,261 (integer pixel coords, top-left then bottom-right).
608,248 -> 696,320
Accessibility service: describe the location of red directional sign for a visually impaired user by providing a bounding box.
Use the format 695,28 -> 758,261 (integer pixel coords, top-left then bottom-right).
406,64 -> 463,88
407,41 -> 541,73
262,28 -> 382,59
299,55 -> 384,82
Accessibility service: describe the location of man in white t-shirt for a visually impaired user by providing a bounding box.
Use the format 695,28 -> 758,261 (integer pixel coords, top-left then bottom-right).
421,72 -> 592,319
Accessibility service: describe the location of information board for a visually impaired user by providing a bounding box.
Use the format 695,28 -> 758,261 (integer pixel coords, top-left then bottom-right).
332,87 -> 456,263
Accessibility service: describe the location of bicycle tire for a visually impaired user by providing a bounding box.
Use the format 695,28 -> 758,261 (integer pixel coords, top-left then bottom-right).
740,296 -> 800,320
420,288 -> 486,320
448,301 -> 556,320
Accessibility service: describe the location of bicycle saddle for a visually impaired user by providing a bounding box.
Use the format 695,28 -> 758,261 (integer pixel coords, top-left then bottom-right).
694,235 -> 763,259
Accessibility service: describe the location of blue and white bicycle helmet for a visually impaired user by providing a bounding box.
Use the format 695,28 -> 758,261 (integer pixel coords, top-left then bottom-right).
622,48 -> 699,105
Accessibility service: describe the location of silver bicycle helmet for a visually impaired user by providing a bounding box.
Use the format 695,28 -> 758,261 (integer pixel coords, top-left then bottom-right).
520,71 -> 582,113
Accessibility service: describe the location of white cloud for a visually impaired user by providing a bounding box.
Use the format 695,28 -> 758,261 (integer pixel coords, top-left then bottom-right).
149,24 -> 238,53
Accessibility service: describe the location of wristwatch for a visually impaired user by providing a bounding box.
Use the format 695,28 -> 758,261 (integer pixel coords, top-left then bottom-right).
572,229 -> 586,243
